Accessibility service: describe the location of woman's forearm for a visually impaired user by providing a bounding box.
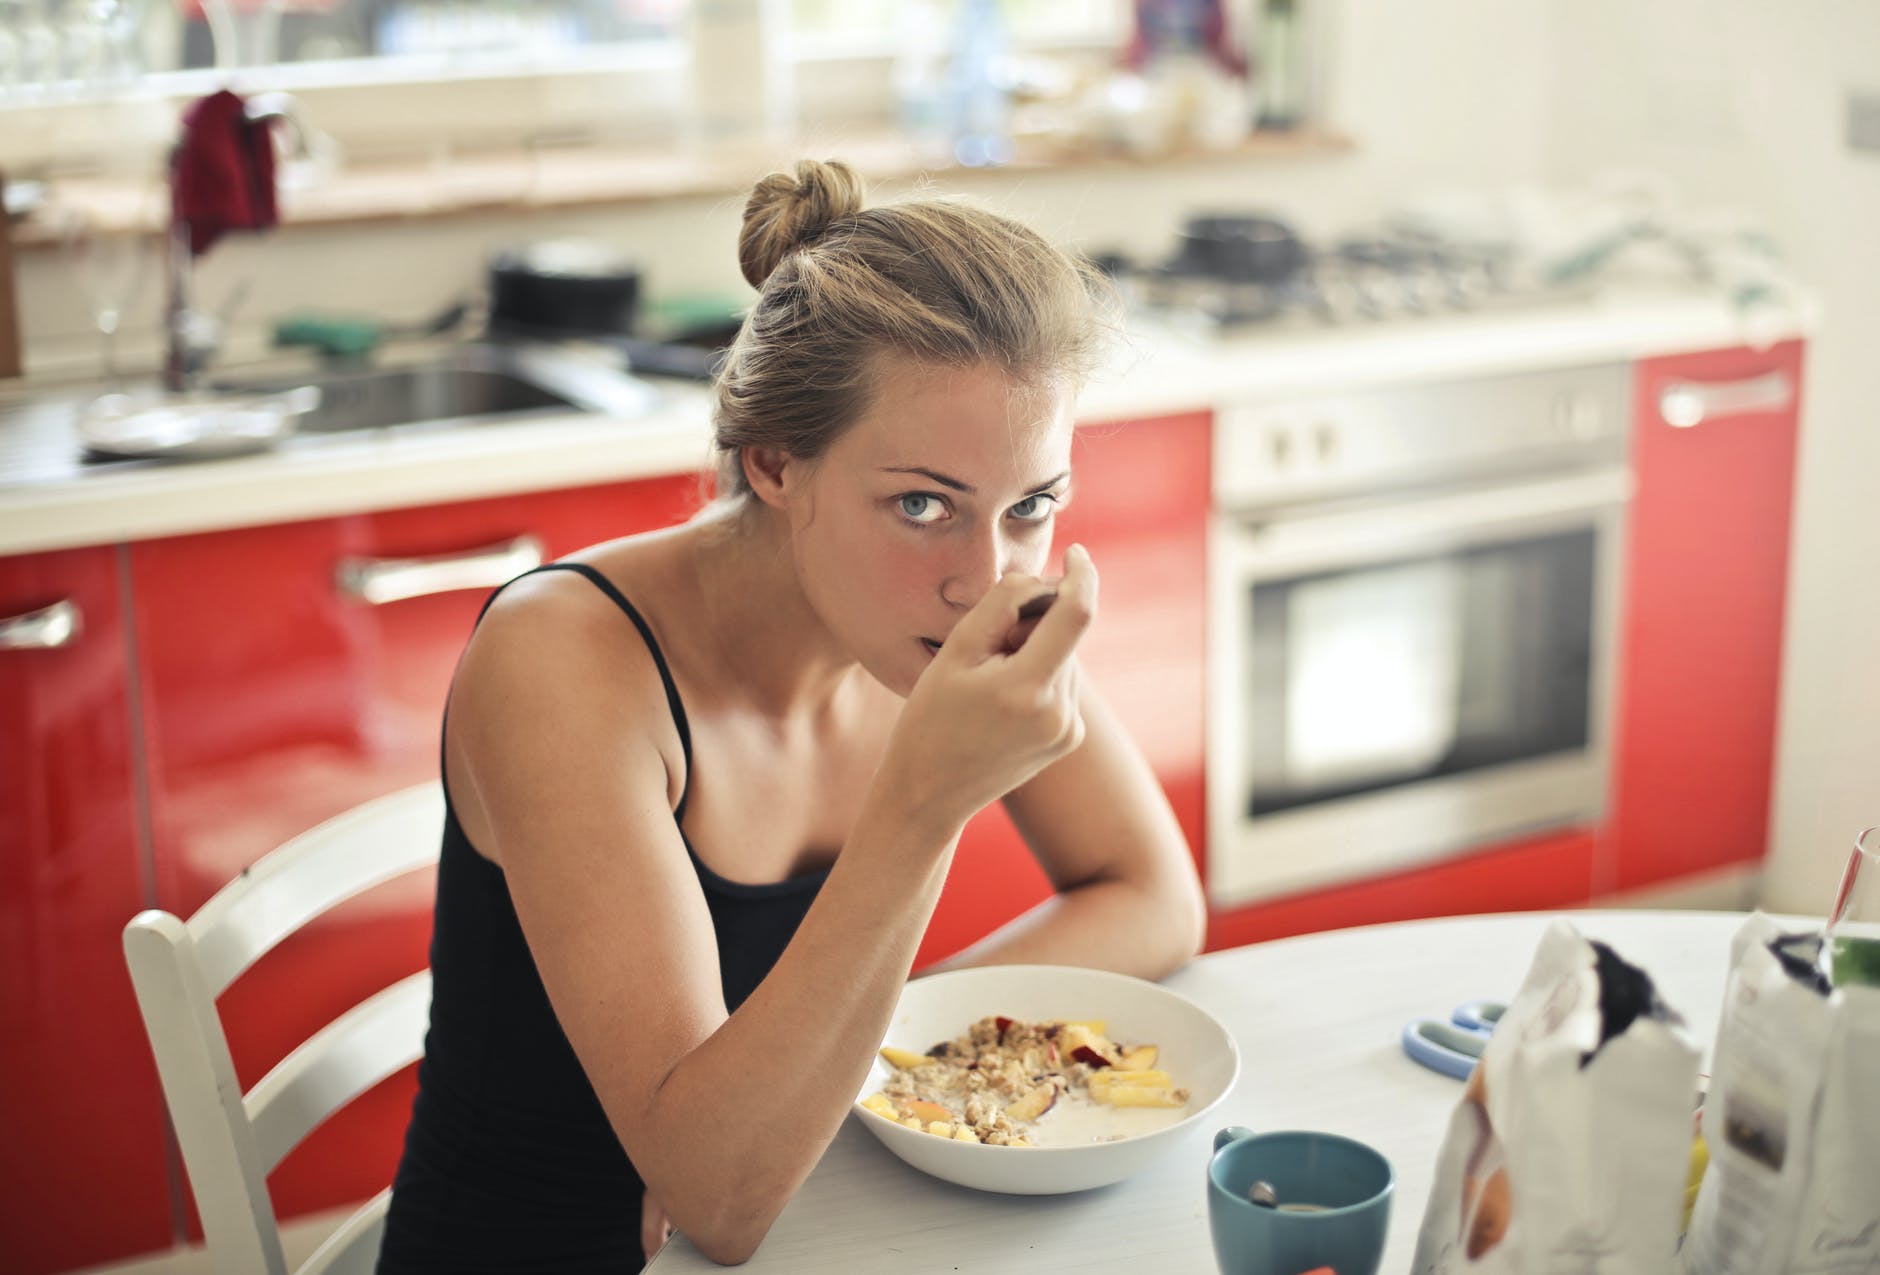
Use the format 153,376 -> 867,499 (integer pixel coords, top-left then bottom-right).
925,869 -> 1206,981
619,803 -> 959,1264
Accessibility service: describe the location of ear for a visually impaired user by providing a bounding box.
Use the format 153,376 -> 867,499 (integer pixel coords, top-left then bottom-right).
741,445 -> 793,510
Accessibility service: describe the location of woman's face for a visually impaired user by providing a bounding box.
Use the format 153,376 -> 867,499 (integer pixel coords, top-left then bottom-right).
778,357 -> 1076,696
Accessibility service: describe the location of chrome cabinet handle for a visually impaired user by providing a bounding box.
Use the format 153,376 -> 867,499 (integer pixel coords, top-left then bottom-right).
1230,468 -> 1632,580
1658,370 -> 1794,429
336,535 -> 545,606
0,599 -> 82,650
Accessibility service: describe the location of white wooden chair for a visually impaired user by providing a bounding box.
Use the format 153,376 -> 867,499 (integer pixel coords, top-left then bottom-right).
123,782 -> 445,1275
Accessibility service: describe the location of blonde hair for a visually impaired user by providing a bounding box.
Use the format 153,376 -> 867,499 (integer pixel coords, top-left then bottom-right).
711,159 -> 1115,499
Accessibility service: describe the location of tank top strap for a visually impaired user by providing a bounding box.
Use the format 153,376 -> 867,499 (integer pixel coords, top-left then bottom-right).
504,562 -> 696,821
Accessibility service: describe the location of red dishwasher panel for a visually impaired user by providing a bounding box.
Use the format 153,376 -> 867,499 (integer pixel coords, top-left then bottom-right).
1603,341 -> 1805,892
0,546 -> 174,1274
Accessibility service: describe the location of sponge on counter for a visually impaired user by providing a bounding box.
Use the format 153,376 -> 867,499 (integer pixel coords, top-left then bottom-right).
272,313 -> 383,359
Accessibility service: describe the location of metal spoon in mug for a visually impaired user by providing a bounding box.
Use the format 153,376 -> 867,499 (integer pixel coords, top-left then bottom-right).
1248,1180 -> 1278,1208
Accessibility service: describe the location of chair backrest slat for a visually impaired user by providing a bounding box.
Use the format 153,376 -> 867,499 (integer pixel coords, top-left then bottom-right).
247,971 -> 433,1173
123,911 -> 287,1275
297,1189 -> 392,1275
123,782 -> 444,1275
190,785 -> 446,995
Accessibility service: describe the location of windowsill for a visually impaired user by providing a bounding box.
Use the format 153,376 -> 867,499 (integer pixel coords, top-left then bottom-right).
11,126 -> 1353,249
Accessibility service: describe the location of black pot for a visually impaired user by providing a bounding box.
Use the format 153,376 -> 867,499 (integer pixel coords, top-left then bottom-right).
1174,214 -> 1307,286
487,242 -> 642,337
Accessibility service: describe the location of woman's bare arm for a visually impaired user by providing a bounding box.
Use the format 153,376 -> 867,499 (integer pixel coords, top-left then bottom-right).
923,681 -> 1208,980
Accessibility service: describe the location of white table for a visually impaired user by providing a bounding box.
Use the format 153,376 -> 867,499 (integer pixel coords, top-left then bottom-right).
647,910 -> 1775,1274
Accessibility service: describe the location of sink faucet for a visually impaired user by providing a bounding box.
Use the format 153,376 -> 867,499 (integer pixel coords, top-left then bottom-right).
163,92 -> 313,392
161,223 -> 218,391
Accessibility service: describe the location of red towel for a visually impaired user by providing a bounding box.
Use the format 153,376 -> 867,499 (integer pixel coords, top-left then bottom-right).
171,89 -> 278,258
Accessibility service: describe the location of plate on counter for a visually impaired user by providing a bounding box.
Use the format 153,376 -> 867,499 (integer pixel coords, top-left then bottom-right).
75,386 -> 319,461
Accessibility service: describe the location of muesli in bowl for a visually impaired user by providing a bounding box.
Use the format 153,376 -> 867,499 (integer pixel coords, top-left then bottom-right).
863,1014 -> 1190,1146
852,965 -> 1239,1195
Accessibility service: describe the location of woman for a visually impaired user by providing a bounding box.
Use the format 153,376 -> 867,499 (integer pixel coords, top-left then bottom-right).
377,159 -> 1206,1272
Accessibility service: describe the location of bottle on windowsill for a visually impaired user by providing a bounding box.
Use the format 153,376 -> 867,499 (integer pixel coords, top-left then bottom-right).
946,0 -> 1014,168
1254,0 -> 1305,131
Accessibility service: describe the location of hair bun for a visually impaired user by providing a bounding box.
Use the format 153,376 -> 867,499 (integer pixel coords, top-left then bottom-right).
737,159 -> 866,289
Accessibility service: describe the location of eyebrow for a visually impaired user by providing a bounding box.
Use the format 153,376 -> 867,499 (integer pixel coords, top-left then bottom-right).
880,466 -> 1071,498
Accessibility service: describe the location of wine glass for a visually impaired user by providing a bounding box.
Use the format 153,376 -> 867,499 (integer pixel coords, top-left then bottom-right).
1824,826 -> 1880,988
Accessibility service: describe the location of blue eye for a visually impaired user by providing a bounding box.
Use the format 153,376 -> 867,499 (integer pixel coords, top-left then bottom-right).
898,493 -> 946,524
1010,493 -> 1058,523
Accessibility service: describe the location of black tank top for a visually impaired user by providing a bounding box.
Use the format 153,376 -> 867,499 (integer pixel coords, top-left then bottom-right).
378,563 -> 831,1273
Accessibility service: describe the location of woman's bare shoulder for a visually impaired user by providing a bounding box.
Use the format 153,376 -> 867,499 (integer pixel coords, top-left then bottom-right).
447,533 -> 702,842
469,527 -> 697,664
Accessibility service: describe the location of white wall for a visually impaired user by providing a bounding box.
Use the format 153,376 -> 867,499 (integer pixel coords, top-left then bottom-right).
1540,0 -> 1880,913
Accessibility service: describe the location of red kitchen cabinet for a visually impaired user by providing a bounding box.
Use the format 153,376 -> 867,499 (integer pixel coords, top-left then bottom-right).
1206,825 -> 1597,950
126,474 -> 700,1241
1600,341 -> 1805,893
917,411 -> 1213,968
0,547 -> 175,1275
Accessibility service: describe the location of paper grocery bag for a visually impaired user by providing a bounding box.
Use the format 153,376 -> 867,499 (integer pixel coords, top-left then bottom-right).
1412,918 -> 1701,1274
1676,913 -> 1880,1275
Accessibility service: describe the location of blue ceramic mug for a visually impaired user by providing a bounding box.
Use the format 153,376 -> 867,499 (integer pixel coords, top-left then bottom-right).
1206,1126 -> 1394,1275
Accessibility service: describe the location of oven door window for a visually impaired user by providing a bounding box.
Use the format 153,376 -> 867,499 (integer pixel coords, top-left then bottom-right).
1245,528 -> 1596,817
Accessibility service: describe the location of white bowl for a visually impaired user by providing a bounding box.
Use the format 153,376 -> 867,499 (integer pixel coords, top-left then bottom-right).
851,964 -> 1240,1194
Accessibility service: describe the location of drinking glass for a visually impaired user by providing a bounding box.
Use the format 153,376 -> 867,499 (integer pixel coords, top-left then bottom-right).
1824,825 -> 1880,988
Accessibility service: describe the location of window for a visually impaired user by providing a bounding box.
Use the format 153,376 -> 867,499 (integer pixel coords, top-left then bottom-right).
0,0 -> 1122,100
0,0 -> 683,90
0,0 -> 1131,170
789,0 -> 1125,49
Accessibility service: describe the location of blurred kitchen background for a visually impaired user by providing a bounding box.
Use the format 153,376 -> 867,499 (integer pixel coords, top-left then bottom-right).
2,1 -> 1878,1271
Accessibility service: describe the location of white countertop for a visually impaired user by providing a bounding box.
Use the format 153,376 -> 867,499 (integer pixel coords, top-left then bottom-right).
645,909 -> 1777,1275
0,289 -> 1808,557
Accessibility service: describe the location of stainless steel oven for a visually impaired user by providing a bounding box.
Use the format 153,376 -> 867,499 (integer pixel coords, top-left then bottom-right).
1206,363 -> 1633,907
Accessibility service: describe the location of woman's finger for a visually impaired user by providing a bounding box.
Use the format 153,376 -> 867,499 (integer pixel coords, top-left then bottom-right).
942,571 -> 1050,660
1009,544 -> 1098,678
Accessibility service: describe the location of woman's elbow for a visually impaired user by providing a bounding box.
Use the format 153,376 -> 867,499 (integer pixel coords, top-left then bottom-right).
694,1234 -> 759,1267
1164,866 -> 1208,970
668,1189 -> 783,1266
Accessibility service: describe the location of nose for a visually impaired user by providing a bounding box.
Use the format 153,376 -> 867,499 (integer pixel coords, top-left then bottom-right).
939,523 -> 1014,612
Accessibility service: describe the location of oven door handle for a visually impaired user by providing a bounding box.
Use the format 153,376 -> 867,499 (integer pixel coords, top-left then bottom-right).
1227,468 -> 1633,579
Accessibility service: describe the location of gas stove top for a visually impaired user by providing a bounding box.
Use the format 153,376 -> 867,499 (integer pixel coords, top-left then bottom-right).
1109,225 -> 1592,331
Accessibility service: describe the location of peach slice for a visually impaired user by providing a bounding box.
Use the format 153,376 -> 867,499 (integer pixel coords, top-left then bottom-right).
1062,1023 -> 1118,1068
861,1093 -> 899,1120
1005,1083 -> 1059,1123
1088,1068 -> 1173,1097
904,1099 -> 955,1125
879,1046 -> 929,1070
1100,1085 -> 1187,1109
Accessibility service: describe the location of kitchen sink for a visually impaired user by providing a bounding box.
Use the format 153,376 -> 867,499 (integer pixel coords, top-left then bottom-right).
280,364 -> 572,433
214,341 -> 661,435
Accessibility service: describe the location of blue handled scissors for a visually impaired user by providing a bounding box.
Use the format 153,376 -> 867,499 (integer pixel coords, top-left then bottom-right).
1400,1001 -> 1506,1079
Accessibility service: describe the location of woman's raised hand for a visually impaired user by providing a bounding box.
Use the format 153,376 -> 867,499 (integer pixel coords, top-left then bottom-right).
882,543 -> 1098,836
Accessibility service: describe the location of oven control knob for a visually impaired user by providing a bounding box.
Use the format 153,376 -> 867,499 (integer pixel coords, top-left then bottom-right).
1312,421 -> 1340,464
1553,393 -> 1605,440
1269,429 -> 1293,468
